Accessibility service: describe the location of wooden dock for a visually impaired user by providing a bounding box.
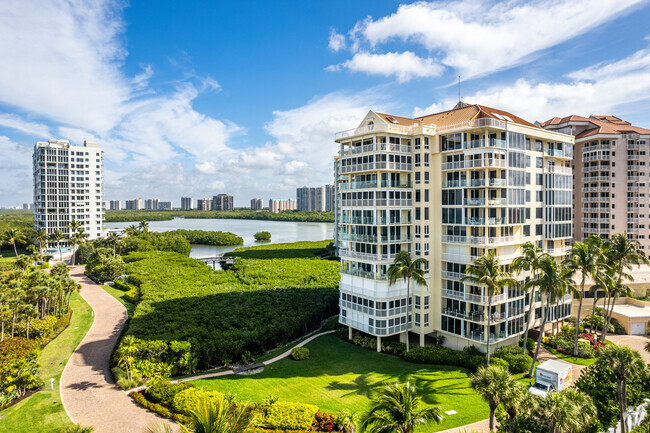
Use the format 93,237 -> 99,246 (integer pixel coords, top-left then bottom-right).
198,256 -> 239,269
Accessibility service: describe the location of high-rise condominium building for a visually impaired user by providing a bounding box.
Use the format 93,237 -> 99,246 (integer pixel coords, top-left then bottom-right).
251,198 -> 263,210
109,200 -> 121,210
159,201 -> 172,210
541,115 -> 650,250
325,184 -> 336,211
334,103 -> 574,351
145,198 -> 159,210
297,186 -> 325,211
33,139 -> 104,243
269,199 -> 297,213
181,197 -> 193,210
212,194 -> 234,211
125,198 -> 142,210
197,198 -> 212,211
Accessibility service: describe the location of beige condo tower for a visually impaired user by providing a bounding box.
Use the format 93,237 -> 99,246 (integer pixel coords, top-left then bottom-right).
334,102 -> 575,352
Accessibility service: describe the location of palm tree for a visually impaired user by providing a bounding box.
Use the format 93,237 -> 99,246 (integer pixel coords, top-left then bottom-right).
387,250 -> 428,352
602,233 -> 649,342
359,381 -> 442,433
5,229 -> 26,256
34,228 -> 49,254
67,219 -> 82,235
124,225 -> 138,237
107,231 -> 121,256
500,379 -> 531,433
527,256 -> 572,377
139,220 -> 149,233
511,242 -> 546,354
116,335 -> 139,381
49,229 -> 66,263
180,396 -> 255,433
470,365 -> 512,432
461,252 -> 516,364
69,228 -> 89,265
537,388 -> 596,433
565,241 -> 599,355
599,345 -> 646,433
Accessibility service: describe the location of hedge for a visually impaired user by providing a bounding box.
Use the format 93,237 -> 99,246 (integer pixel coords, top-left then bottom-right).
403,346 -> 486,372
262,402 -> 319,430
290,347 -> 310,360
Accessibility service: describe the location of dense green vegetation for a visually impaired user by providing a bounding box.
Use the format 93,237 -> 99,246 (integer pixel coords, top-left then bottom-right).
0,291 -> 93,433
254,231 -> 271,241
0,212 -> 33,253
116,240 -> 339,378
164,229 -> 243,246
105,209 -> 334,222
227,240 -> 333,259
189,334 -> 487,432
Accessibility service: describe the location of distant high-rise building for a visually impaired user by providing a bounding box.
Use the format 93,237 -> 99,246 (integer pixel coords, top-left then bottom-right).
269,199 -> 297,213
325,184 -> 336,211
212,194 -> 234,211
125,198 -> 142,210
297,186 -> 325,211
197,198 -> 212,211
181,197 -> 193,210
33,139 -> 104,243
145,198 -> 159,210
158,201 -> 172,210
109,200 -> 121,210
250,198 -> 263,210
22,203 -> 32,210
102,201 -> 108,210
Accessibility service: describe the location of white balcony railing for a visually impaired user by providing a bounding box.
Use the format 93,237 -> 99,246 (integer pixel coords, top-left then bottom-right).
441,289 -> 507,305
340,142 -> 413,156
336,123 -> 414,140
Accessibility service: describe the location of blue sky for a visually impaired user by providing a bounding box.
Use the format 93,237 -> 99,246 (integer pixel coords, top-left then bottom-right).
1,0 -> 650,207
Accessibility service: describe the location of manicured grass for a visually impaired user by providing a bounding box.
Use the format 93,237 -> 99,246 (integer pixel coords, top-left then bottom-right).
189,335 -> 488,432
0,292 -> 94,433
544,347 -> 598,366
101,284 -> 135,319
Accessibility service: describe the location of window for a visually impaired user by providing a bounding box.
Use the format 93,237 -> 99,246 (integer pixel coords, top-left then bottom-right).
536,191 -> 543,202
415,313 -> 421,326
415,242 -> 421,255
424,243 -> 429,256
415,225 -> 421,237
424,207 -> 429,220
424,296 -> 430,308
424,137 -> 429,149
425,190 -> 429,202
415,208 -> 421,220
424,172 -> 430,184
535,224 -> 543,235
424,314 -> 430,327
415,190 -> 421,202
424,226 -> 429,237
415,172 -> 421,184
415,154 -> 421,167
415,296 -> 421,309
415,137 -> 421,149
424,153 -> 430,167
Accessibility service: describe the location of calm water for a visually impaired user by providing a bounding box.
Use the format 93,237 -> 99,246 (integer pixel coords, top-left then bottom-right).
104,218 -> 334,258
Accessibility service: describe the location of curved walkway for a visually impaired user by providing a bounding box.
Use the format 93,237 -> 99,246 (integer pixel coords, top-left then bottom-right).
60,267 -> 176,432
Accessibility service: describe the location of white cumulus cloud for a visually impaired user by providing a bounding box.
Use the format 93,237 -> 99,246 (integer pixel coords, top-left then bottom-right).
333,51 -> 444,82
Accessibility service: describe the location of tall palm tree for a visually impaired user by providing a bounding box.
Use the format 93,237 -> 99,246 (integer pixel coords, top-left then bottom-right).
66,219 -> 82,235
537,388 -> 596,433
124,225 -> 139,237
599,345 -> 646,433
602,233 -> 649,342
512,242 -> 546,354
69,228 -> 89,265
107,231 -> 121,256
527,256 -> 572,377
34,228 -> 49,254
359,381 -> 442,433
461,252 -> 515,364
4,229 -> 26,256
499,379 -> 531,433
566,241 -> 599,355
139,220 -> 149,233
388,250 -> 428,352
179,396 -> 254,433
49,229 -> 66,263
470,365 -> 512,432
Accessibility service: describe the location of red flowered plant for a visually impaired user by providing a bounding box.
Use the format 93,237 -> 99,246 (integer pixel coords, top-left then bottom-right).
558,349 -> 570,355
580,333 -> 595,344
594,341 -> 606,351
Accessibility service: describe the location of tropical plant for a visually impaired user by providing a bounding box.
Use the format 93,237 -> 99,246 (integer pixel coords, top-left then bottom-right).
470,365 -> 512,431
4,229 -> 26,256
537,388 -> 596,433
69,228 -> 89,265
527,256 -> 572,377
179,396 -> 255,433
461,252 -> 516,364
49,229 -> 66,263
387,250 -> 428,352
359,381 -> 442,433
254,231 -> 271,241
139,220 -> 149,233
511,242 -> 546,355
500,380 -> 534,433
598,345 -> 646,433
34,228 -> 49,254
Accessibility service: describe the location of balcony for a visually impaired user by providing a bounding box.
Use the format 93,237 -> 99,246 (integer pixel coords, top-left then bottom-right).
464,217 -> 508,225
437,117 -> 507,134
628,143 -> 641,150
582,196 -> 610,203
338,232 -> 412,243
441,235 -> 522,245
339,216 -> 411,225
583,217 -> 610,223
340,267 -> 388,280
339,180 -> 412,190
336,123 -> 414,140
628,176 -> 641,181
465,138 -> 508,149
628,228 -> 640,234
582,207 -> 610,213
340,198 -> 412,207
583,176 -> 611,182
442,253 -> 481,264
546,165 -> 572,175
583,227 -> 610,234
442,270 -> 466,281
628,165 -> 641,171
583,144 -> 611,152
546,148 -> 572,159
340,162 -> 412,174
465,198 -> 485,206
340,142 -> 412,156
583,165 -> 612,173
582,186 -> 610,192
441,289 -> 507,305
339,250 -> 397,262
628,217 -> 640,223
466,158 -> 507,169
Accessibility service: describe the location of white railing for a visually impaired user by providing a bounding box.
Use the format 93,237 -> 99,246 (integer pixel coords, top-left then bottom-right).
441,289 -> 507,304
583,144 -> 610,152
583,218 -> 610,223
546,165 -> 572,175
340,162 -> 412,173
442,253 -> 481,263
441,235 -> 521,245
583,197 -> 610,202
582,186 -> 610,192
441,160 -> 465,170
437,117 -> 506,134
583,165 -> 612,172
340,142 -> 413,156
339,250 -> 397,262
336,123 -> 414,140
628,165 -> 641,171
628,176 -> 641,181
442,270 -> 466,281
628,218 -> 640,223
583,176 -> 611,182
583,228 -> 610,234
582,207 -> 611,213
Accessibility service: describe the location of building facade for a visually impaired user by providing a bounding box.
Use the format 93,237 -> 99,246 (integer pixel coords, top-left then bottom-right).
197,198 -> 212,211
109,200 -> 121,210
325,184 -> 336,211
542,115 -> 650,251
181,197 -> 193,210
33,139 -> 104,243
297,186 -> 325,211
145,198 -> 159,210
212,194 -> 234,211
269,199 -> 297,213
159,201 -> 172,210
251,198 -> 263,210
334,103 -> 574,351
125,198 -> 142,210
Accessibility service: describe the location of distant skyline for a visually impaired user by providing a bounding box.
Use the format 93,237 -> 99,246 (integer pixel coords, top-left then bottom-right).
1,0 -> 650,206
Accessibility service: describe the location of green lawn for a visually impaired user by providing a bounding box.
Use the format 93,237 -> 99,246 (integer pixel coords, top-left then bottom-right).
101,284 -> 135,318
189,335 -> 488,432
0,292 -> 94,433
543,347 -> 598,366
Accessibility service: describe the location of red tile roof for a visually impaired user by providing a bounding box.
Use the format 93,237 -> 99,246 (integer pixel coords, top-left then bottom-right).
541,115 -> 650,139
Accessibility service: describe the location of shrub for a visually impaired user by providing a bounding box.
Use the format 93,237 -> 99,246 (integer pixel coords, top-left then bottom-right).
577,341 -> 596,358
493,346 -> 532,373
490,357 -> 509,370
290,347 -> 310,361
262,401 -> 319,430
403,346 -> 486,372
28,315 -> 58,339
129,391 -> 172,419
144,379 -> 192,405
59,425 -> 95,433
172,388 -> 224,416
519,337 -> 535,352
254,231 -> 271,241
